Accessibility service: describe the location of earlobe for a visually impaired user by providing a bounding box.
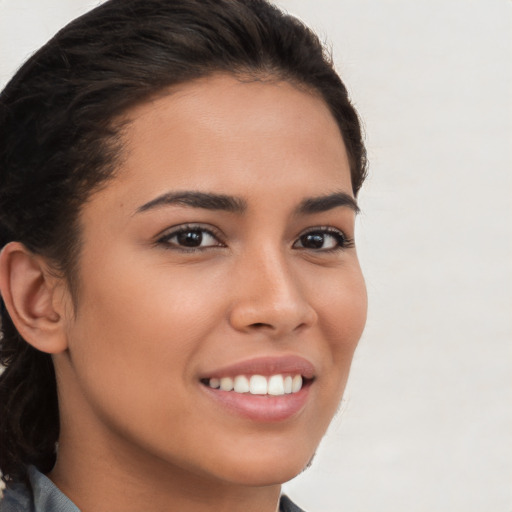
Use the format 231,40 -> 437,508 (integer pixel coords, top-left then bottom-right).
0,241 -> 69,354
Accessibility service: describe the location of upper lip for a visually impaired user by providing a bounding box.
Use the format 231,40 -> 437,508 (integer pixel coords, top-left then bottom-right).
200,355 -> 316,380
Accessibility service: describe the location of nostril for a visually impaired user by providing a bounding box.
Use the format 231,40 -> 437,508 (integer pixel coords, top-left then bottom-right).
250,322 -> 272,329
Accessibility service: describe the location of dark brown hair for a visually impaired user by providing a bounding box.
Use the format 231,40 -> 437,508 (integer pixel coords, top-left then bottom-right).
0,0 -> 367,484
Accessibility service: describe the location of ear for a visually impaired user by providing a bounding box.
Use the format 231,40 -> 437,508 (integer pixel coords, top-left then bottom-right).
0,241 -> 70,354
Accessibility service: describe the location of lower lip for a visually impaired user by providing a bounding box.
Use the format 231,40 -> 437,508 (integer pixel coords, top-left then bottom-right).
201,383 -> 311,423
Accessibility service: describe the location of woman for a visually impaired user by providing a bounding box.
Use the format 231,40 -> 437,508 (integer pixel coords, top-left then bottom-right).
0,0 -> 367,510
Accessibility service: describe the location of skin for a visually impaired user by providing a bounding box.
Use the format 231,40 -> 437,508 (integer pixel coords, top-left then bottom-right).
1,74 -> 367,512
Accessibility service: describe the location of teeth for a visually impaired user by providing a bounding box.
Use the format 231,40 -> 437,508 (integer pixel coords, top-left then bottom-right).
292,374 -> 302,393
284,375 -> 293,394
268,375 -> 285,396
219,377 -> 234,391
208,374 -> 304,395
249,375 -> 268,395
234,375 -> 250,393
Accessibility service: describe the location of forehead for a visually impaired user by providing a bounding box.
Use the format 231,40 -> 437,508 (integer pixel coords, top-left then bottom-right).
89,74 -> 352,217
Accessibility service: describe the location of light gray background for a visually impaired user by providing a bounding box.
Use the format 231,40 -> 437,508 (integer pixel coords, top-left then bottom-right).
1,1 -> 511,511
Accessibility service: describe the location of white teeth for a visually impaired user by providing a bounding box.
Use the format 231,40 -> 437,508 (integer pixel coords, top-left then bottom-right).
219,377 -> 234,391
268,375 -> 285,396
249,375 -> 268,395
292,375 -> 303,393
284,375 -> 293,394
209,377 -> 220,389
233,375 -> 250,393
208,374 -> 305,395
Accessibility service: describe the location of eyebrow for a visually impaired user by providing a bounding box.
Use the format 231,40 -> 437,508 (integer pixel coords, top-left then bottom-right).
296,192 -> 359,215
135,190 -> 358,215
136,191 -> 247,214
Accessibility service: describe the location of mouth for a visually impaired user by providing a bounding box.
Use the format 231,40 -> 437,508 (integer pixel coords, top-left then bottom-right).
200,374 -> 313,396
199,356 -> 315,422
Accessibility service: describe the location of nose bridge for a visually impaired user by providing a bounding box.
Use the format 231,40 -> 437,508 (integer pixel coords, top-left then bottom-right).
249,246 -> 295,303
228,242 -> 316,335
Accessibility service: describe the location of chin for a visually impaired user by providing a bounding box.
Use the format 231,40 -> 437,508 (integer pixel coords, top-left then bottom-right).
208,445 -> 316,487
222,465 -> 308,487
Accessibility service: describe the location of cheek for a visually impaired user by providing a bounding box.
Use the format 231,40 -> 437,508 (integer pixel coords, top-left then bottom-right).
65,258 -> 223,413
77,251 -> 222,339
292,265 -> 366,452
316,265 -> 367,375
320,259 -> 366,324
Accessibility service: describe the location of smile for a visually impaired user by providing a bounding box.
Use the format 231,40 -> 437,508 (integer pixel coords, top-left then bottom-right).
199,356 -> 315,422
204,374 -> 305,396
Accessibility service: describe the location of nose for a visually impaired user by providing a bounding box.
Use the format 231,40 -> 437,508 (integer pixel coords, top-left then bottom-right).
228,249 -> 318,337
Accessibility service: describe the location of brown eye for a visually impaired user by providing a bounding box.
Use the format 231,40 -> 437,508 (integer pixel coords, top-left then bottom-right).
301,233 -> 325,249
293,229 -> 348,251
176,230 -> 204,247
158,225 -> 223,250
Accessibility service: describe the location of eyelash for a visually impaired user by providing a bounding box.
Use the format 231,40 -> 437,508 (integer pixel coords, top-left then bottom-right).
156,224 -> 225,252
156,224 -> 354,253
292,227 -> 354,252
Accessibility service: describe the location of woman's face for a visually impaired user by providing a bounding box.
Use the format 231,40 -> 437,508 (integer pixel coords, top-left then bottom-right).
55,74 -> 367,487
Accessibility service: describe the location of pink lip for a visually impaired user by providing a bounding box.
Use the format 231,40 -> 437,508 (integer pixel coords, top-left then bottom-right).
201,383 -> 311,422
198,355 -> 315,423
200,355 -> 316,379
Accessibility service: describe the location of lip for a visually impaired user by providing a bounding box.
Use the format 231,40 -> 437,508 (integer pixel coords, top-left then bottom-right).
199,355 -> 316,380
201,384 -> 311,422
198,355 -> 315,423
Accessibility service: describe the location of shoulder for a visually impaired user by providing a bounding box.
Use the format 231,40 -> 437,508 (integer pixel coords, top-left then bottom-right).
280,494 -> 307,512
0,467 -> 79,512
0,481 -> 34,512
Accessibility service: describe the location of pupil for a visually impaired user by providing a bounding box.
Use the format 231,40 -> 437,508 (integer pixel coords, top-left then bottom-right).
303,233 -> 324,248
177,230 -> 202,247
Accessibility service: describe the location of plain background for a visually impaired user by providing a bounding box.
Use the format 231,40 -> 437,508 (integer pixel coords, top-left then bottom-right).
1,1 -> 511,511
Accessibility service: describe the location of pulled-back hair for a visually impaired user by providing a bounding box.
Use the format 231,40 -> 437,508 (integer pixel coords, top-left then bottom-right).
0,0 -> 367,484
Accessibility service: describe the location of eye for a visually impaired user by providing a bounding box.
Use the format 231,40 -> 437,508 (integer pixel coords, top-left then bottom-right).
293,228 -> 353,251
157,225 -> 224,250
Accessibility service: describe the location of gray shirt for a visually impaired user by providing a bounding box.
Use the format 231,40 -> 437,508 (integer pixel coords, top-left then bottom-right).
0,467 -> 305,512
